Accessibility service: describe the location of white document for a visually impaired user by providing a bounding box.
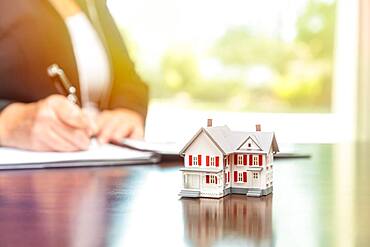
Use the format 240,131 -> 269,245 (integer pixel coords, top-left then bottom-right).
120,139 -> 181,155
0,140 -> 159,170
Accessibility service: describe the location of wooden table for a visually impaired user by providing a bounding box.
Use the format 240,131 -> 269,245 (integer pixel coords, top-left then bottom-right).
0,143 -> 368,247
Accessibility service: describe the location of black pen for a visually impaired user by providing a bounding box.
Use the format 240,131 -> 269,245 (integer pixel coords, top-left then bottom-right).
47,64 -> 79,105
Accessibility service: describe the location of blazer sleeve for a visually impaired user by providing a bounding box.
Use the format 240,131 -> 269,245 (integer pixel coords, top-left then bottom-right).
0,100 -> 12,111
95,0 -> 149,120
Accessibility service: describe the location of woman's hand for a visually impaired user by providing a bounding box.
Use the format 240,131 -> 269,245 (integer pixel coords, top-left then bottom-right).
0,95 -> 93,151
96,108 -> 144,143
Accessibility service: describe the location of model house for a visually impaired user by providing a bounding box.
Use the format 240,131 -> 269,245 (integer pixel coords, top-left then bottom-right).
179,119 -> 279,198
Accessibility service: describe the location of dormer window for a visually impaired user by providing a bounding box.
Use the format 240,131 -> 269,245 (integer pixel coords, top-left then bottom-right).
237,136 -> 264,151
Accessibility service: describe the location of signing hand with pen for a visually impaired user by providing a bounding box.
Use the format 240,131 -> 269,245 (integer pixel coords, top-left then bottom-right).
0,95 -> 94,152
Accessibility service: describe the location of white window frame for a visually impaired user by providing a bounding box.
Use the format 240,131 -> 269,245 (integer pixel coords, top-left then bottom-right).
210,157 -> 215,167
193,156 -> 198,166
209,175 -> 217,184
238,172 -> 243,183
253,172 -> 259,179
253,156 -> 258,166
237,155 -> 243,166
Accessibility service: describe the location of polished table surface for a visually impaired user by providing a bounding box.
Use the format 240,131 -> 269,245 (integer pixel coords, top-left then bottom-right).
0,143 -> 369,247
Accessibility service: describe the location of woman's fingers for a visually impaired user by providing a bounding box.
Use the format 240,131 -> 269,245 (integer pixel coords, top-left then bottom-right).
111,124 -> 133,142
96,109 -> 145,143
40,127 -> 81,152
97,118 -> 121,143
46,95 -> 93,135
129,126 -> 144,139
50,121 -> 90,150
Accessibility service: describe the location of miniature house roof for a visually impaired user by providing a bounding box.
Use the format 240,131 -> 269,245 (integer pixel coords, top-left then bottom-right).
179,125 -> 279,156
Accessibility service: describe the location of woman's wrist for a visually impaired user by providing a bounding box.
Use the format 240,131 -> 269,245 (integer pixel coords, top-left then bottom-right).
0,103 -> 24,147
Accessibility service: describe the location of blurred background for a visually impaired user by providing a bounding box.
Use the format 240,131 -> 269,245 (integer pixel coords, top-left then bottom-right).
107,0 -> 362,144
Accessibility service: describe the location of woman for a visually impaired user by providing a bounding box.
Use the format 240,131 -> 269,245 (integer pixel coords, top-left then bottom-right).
0,0 -> 149,151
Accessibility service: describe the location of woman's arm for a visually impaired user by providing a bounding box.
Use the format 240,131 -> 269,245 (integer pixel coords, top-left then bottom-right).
92,0 -> 149,119
81,0 -> 149,142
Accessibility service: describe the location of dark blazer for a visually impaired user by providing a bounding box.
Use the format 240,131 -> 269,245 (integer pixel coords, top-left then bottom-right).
0,0 -> 149,119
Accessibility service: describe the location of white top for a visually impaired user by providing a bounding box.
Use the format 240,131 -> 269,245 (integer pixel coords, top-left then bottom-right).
65,13 -> 111,110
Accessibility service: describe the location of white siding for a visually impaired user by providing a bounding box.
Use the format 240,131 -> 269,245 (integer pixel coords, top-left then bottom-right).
230,166 -> 249,188
229,154 -> 267,190
200,172 -> 224,197
184,131 -> 224,168
260,169 -> 267,190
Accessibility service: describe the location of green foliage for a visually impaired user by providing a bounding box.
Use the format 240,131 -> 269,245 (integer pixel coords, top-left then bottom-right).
160,49 -> 200,92
156,0 -> 336,113
211,28 -> 295,74
296,0 -> 336,59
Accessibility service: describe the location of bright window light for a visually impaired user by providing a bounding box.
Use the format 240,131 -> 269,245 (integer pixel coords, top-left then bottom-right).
108,0 -> 357,143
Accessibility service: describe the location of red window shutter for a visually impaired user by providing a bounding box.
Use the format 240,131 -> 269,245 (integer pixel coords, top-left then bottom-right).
234,154 -> 237,165
243,172 -> 247,182
198,155 -> 202,166
259,155 -> 263,166
234,171 -> 237,182
215,176 -> 218,184
215,156 -> 219,167
243,155 -> 247,165
189,155 -> 193,166
206,175 -> 209,183
228,172 -> 230,183
249,155 -> 253,166
206,156 -> 210,166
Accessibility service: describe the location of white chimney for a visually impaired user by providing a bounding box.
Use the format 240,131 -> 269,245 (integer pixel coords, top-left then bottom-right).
207,119 -> 213,127
256,124 -> 261,131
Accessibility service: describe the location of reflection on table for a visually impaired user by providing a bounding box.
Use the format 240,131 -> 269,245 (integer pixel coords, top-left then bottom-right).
1,144 -> 370,247
0,168 -> 131,247
182,195 -> 272,247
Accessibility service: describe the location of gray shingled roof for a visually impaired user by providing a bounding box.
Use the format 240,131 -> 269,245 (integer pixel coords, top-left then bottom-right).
179,125 -> 279,155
